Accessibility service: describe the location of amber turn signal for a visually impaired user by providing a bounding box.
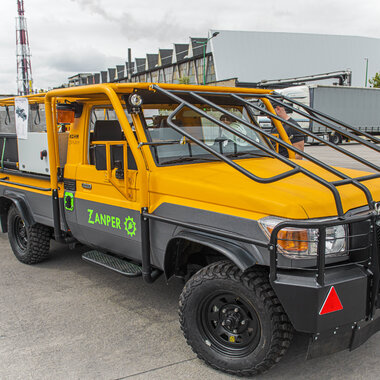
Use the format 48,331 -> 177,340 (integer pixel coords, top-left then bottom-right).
57,109 -> 75,124
267,227 -> 309,252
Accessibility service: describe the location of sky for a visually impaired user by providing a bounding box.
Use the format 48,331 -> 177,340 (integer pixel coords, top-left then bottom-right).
1,0 -> 380,94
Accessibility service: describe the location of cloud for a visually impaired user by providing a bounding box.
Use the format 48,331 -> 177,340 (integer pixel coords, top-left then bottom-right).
2,0 -> 380,93
42,48 -> 111,72
69,1 -> 209,44
69,0 -> 120,21
29,45 -> 126,90
118,11 -> 209,43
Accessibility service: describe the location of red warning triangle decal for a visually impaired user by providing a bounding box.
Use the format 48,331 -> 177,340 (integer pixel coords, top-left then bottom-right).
319,286 -> 343,315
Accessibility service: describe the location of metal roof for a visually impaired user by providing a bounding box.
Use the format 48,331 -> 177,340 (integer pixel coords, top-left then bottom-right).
173,44 -> 189,63
116,65 -> 125,79
146,54 -> 159,70
100,71 -> 108,83
108,68 -> 116,82
189,38 -> 207,57
159,49 -> 173,66
135,58 -> 146,73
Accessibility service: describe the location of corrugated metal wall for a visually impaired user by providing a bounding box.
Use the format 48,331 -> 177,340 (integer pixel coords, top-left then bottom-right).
210,30 -> 380,86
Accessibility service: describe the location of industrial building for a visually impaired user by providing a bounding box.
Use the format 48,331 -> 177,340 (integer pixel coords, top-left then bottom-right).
68,30 -> 380,88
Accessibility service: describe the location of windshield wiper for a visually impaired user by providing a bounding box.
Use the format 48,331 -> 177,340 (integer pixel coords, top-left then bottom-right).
138,140 -> 179,149
225,151 -> 270,159
160,156 -> 219,165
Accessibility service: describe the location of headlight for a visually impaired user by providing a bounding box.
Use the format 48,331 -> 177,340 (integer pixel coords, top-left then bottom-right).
128,93 -> 143,107
258,216 -> 347,259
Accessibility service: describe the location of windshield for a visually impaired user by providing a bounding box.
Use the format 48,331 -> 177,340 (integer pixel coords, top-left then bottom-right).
142,105 -> 271,165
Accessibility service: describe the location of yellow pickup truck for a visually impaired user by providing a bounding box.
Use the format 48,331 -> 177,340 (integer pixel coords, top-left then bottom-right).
0,83 -> 380,377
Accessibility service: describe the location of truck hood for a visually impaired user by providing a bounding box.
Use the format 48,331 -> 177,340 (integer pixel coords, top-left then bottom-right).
149,158 -> 380,219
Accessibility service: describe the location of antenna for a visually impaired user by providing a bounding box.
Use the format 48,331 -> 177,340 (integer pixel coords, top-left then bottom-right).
16,0 -> 33,95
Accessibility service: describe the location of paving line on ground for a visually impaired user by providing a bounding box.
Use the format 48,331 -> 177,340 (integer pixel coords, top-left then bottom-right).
113,357 -> 198,379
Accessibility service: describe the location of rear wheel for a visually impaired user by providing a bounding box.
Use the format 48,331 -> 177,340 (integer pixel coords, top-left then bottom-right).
7,205 -> 51,264
179,261 -> 293,377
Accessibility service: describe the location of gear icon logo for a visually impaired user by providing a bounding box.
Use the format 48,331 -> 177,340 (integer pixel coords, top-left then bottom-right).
124,216 -> 136,237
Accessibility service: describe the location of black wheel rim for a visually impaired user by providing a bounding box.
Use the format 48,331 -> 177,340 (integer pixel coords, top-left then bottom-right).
13,215 -> 28,252
197,291 -> 261,357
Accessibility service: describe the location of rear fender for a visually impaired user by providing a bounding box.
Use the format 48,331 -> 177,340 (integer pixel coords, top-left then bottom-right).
0,194 -> 36,232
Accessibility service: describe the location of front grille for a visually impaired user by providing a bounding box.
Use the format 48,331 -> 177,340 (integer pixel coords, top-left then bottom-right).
348,220 -> 372,263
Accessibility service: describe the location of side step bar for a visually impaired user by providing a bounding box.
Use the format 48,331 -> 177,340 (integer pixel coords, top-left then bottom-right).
82,250 -> 142,277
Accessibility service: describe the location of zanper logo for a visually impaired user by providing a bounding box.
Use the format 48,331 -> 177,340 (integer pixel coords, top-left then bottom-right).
124,216 -> 136,237
87,209 -> 137,238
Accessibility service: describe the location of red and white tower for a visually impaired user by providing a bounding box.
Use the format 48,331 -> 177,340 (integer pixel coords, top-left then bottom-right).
16,0 -> 33,95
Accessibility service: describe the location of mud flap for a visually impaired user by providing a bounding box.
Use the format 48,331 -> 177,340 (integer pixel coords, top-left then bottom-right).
350,309 -> 380,350
306,324 -> 354,360
307,309 -> 380,359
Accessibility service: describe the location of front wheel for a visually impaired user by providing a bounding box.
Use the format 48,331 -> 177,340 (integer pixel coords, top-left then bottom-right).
7,205 -> 51,264
179,261 -> 293,377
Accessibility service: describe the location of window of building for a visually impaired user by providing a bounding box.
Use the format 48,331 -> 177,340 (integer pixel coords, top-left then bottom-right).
179,62 -> 188,79
172,65 -> 180,84
158,69 -> 164,83
188,61 -> 197,84
206,55 -> 216,83
195,58 -> 204,84
151,70 -> 159,82
164,66 -> 173,83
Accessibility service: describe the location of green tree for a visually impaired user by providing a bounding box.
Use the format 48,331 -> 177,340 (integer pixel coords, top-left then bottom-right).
179,76 -> 190,85
369,72 -> 380,88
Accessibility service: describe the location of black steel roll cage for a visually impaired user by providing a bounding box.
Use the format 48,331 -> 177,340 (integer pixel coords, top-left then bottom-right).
140,85 -> 380,315
150,84 -> 380,218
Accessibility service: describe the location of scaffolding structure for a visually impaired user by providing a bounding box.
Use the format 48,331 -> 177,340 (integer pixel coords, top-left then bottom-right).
16,0 -> 33,95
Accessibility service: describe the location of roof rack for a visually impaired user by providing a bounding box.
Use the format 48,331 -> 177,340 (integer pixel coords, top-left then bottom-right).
151,84 -> 380,217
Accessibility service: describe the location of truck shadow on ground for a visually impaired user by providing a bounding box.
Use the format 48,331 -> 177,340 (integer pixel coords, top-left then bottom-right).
31,240 -> 380,380
39,240 -> 184,322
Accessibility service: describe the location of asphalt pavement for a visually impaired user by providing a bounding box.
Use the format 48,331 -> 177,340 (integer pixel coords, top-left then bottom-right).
1,143 -> 380,380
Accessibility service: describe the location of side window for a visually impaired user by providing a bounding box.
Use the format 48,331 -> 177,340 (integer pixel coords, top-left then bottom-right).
88,107 -> 137,171
89,108 -> 118,131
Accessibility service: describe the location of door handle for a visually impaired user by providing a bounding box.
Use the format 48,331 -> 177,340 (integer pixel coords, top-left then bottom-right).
82,183 -> 92,190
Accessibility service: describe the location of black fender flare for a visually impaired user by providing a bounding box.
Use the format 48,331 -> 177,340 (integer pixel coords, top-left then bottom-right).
164,230 -> 261,279
0,193 -> 36,232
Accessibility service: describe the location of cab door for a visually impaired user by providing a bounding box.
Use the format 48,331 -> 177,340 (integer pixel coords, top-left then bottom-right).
65,108 -> 142,261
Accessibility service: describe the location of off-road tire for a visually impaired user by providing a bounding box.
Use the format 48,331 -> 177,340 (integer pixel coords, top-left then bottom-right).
7,205 -> 51,264
179,261 -> 293,377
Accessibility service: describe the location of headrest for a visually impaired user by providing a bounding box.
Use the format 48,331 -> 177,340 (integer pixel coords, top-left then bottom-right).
93,120 -> 123,141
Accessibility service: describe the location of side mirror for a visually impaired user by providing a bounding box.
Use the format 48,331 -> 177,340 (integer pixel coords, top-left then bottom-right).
94,145 -> 107,170
114,160 -> 124,179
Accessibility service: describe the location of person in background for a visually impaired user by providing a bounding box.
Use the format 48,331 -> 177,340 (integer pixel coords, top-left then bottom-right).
271,103 -> 305,159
